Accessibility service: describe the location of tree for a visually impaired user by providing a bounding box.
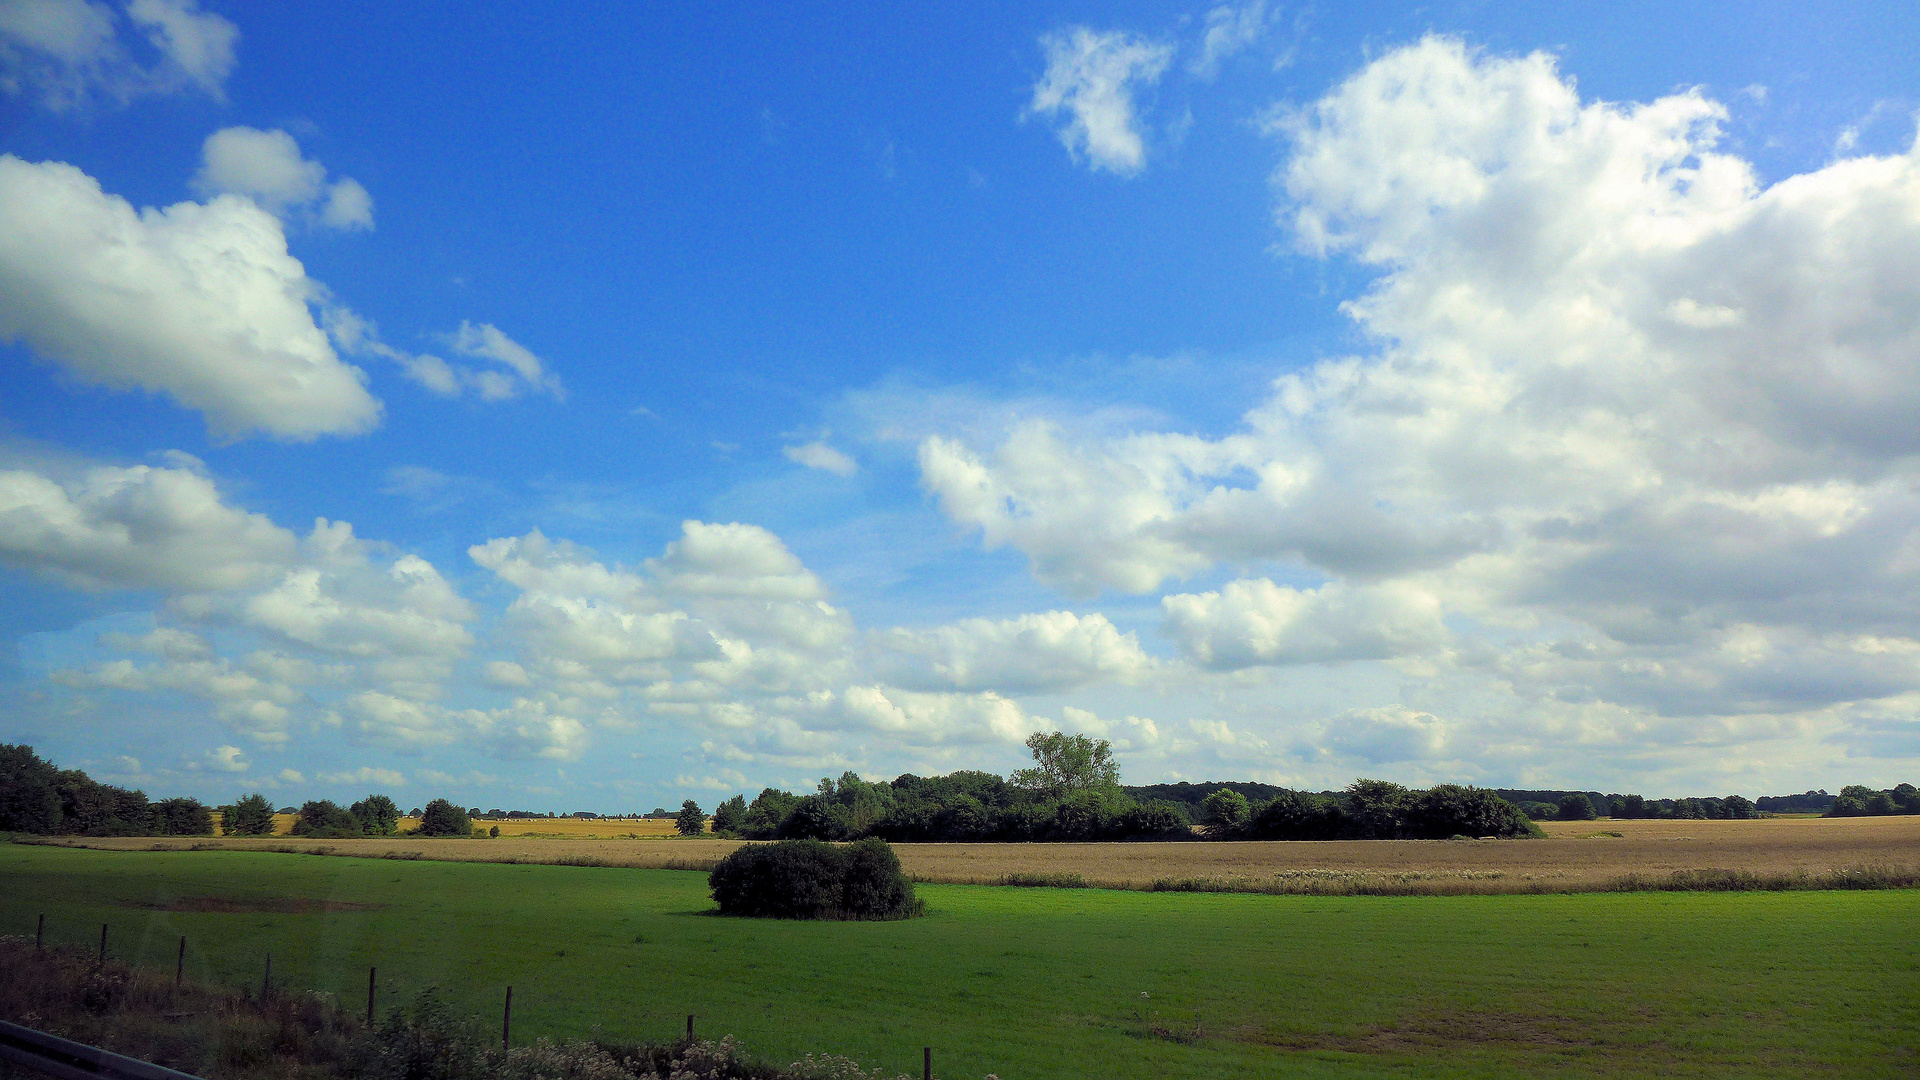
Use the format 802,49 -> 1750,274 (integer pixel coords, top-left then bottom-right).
222,793 -> 277,836
1721,794 -> 1756,819
350,794 -> 402,835
1346,779 -> 1411,839
675,799 -> 705,836
1557,793 -> 1598,821
292,799 -> 361,837
1011,731 -> 1120,802
1407,785 -> 1538,839
710,794 -> 748,835
419,799 -> 471,836
1200,788 -> 1250,838
152,796 -> 213,836
0,744 -> 63,834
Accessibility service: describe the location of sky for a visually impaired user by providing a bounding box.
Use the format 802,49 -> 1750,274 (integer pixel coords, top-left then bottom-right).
2,1 -> 1919,812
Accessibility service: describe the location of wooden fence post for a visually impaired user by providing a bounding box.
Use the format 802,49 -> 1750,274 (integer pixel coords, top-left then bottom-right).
923,1046 -> 931,1080
262,954 -> 271,999
686,1014 -> 694,1039
97,923 -> 106,963
35,914 -> 43,952
367,967 -> 377,1026
176,936 -> 185,987
502,986 -> 512,1050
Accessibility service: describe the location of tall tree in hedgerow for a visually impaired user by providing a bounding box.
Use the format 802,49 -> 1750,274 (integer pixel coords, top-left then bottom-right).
419,798 -> 472,836
675,799 -> 705,835
221,793 -> 277,836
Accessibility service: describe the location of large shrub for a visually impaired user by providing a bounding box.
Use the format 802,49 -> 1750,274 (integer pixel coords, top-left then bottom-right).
708,838 -> 922,920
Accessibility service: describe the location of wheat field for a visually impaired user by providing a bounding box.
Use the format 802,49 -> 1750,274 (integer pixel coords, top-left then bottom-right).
61,813 -> 1920,893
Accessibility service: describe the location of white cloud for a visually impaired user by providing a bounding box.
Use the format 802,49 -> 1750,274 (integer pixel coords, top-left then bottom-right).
649,521 -> 828,602
0,0 -> 234,109
124,0 -> 233,96
917,35 -> 1920,775
243,520 -> 474,666
1189,0 -> 1268,78
0,462 -> 296,591
204,744 -> 247,772
878,610 -> 1154,692
1027,26 -> 1173,176
1162,579 -> 1446,669
318,766 -> 406,787
192,127 -> 374,230
1322,706 -> 1448,764
0,156 -> 383,440
277,768 -> 303,783
783,441 -> 857,476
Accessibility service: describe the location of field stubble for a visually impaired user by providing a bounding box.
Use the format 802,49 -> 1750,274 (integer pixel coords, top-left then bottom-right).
49,815 -> 1920,895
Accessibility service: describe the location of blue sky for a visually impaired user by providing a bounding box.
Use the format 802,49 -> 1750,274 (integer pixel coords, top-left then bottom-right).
3,0 -> 1918,811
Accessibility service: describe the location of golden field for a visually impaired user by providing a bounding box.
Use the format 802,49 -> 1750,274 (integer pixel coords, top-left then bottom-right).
61,814 -> 1920,893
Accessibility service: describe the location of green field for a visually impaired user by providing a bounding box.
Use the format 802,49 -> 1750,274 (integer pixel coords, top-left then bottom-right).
2,844 -> 1915,1079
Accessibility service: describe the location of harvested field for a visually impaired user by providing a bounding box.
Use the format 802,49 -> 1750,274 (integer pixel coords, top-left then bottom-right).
44,814 -> 1920,894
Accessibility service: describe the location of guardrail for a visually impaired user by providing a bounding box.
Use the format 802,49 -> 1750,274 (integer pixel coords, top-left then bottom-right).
0,1020 -> 207,1080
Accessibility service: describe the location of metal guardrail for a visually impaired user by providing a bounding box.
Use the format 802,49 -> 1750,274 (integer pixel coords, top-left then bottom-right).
0,1020 -> 207,1080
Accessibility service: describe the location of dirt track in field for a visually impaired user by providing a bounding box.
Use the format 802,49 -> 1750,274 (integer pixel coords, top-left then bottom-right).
43,815 -> 1920,893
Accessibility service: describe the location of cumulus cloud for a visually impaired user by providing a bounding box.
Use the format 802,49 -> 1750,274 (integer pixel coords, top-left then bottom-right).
877,610 -> 1154,692
192,126 -> 374,230
244,519 -> 475,664
1027,26 -> 1173,175
783,441 -> 857,476
0,0 -> 235,109
0,461 -> 296,591
920,35 -> 1920,771
1321,706 -> 1449,764
1162,579 -> 1446,669
0,156 -> 383,440
203,744 -> 247,772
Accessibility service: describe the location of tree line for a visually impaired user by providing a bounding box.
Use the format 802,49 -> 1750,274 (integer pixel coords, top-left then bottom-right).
670,732 -> 1543,843
0,743 -> 211,836
0,744 -> 487,838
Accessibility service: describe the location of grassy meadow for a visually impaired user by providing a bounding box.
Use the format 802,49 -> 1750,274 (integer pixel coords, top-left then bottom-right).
3,843 -> 1915,1080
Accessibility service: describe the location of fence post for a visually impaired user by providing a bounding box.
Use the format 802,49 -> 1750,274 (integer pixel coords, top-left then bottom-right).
923,1046 -> 931,1080
97,923 -> 107,963
176,936 -> 186,987
368,967 -> 377,1026
262,954 -> 271,999
502,986 -> 512,1050
35,914 -> 43,952
686,1014 -> 694,1039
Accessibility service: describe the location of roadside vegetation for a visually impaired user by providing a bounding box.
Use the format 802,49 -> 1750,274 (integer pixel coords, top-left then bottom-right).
0,935 -> 934,1080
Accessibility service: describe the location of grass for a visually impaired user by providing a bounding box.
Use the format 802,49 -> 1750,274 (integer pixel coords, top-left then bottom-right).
2,843 -> 1915,1079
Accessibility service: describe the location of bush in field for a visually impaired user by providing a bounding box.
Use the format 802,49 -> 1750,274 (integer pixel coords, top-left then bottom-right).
708,838 -> 922,920
418,799 -> 472,837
